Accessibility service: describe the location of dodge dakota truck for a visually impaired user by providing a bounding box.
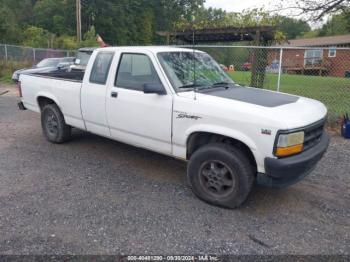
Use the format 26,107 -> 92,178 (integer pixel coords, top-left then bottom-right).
18,46 -> 329,208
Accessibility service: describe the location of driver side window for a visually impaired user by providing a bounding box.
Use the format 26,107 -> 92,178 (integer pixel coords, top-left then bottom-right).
115,53 -> 162,91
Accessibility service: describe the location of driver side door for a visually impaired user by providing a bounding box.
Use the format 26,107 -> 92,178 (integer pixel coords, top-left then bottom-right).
106,52 -> 173,155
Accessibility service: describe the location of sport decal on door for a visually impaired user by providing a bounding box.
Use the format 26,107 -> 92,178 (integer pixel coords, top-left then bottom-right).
175,111 -> 202,120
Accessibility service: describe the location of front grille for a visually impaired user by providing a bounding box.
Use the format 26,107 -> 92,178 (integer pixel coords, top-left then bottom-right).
303,119 -> 325,151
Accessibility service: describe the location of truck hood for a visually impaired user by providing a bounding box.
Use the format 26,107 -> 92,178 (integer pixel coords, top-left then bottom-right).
198,86 -> 299,107
177,87 -> 327,129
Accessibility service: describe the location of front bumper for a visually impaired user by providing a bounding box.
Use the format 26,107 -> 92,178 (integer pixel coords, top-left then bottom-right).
257,133 -> 330,187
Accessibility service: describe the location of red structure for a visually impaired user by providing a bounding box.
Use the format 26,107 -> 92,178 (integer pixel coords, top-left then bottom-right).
268,35 -> 350,77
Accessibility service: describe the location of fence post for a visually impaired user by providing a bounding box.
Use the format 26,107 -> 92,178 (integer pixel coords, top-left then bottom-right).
4,44 -> 8,63
33,48 -> 36,63
277,48 -> 283,92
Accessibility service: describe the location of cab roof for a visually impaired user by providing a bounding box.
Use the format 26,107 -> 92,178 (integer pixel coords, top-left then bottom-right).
94,46 -> 203,54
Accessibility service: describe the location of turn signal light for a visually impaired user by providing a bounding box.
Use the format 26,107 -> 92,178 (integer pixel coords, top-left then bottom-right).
275,144 -> 303,157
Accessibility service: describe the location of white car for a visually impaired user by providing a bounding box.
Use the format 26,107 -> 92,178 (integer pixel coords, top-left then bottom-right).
17,46 -> 329,208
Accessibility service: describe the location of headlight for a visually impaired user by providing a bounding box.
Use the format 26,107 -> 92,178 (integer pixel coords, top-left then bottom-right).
275,131 -> 304,157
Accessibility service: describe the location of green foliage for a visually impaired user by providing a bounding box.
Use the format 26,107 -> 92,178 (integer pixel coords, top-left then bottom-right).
79,26 -> 98,48
301,30 -> 321,38
319,12 -> 350,36
0,61 -> 32,84
0,74 -> 12,84
22,26 -> 50,48
298,10 -> 349,39
174,8 -> 282,30
54,35 -> 78,50
0,3 -> 21,44
1,0 -> 346,50
174,6 -> 226,30
199,45 -> 250,70
32,0 -> 75,36
277,17 -> 311,39
229,8 -> 280,27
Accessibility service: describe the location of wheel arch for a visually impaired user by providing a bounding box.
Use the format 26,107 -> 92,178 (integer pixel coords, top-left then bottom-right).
185,127 -> 259,171
36,92 -> 60,111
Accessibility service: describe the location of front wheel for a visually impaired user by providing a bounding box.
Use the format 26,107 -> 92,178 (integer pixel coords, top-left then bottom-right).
41,104 -> 71,143
187,143 -> 255,208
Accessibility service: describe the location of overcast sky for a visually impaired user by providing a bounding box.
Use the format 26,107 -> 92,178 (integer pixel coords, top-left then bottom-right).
204,0 -> 325,28
204,0 -> 270,13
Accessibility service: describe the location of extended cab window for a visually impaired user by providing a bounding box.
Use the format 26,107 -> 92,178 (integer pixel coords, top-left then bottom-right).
115,53 -> 162,91
90,52 -> 114,84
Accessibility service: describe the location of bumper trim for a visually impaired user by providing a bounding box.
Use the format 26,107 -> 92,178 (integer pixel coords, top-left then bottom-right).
257,133 -> 330,187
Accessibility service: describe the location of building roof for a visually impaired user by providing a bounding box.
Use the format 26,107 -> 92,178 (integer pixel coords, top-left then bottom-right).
157,26 -> 276,43
279,34 -> 350,47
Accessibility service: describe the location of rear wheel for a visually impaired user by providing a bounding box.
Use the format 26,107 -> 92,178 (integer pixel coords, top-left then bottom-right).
187,143 -> 255,208
41,104 -> 71,143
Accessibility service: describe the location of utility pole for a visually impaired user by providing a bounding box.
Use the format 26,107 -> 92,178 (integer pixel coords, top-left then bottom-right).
76,0 -> 82,42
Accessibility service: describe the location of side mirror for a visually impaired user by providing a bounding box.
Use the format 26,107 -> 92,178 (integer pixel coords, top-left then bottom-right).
143,83 -> 166,95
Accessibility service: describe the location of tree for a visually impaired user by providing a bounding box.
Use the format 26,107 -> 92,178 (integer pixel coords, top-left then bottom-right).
301,30 -> 321,39
32,0 -> 75,36
80,26 -> 98,47
278,17 -> 311,39
22,26 -> 50,48
274,0 -> 350,20
319,12 -> 350,36
0,4 -> 21,44
54,35 -> 78,50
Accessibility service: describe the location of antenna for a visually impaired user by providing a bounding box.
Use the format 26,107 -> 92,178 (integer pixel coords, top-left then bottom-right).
191,16 -> 197,100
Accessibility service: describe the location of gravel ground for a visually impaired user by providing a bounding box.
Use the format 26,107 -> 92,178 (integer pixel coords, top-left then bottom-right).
0,84 -> 349,255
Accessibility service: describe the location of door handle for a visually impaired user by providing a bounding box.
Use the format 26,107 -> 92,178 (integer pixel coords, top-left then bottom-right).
111,91 -> 118,98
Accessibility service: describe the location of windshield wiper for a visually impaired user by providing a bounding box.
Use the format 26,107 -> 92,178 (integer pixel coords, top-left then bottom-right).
197,82 -> 233,91
178,82 -> 234,91
212,82 -> 232,87
178,83 -> 202,89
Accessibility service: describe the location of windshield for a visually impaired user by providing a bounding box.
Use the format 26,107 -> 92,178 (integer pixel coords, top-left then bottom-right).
75,51 -> 92,66
157,51 -> 234,91
36,58 -> 60,68
59,57 -> 74,63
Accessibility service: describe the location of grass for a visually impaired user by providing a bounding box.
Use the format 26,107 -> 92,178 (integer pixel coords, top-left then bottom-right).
0,73 -> 13,84
0,61 -> 31,85
228,71 -> 350,121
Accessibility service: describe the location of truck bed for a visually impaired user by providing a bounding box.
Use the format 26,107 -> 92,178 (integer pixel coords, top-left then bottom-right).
34,70 -> 85,82
20,73 -> 85,130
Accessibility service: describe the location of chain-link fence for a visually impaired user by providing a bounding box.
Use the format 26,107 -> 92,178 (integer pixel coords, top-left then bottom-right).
192,45 -> 350,123
0,44 -> 76,64
1,43 -> 349,123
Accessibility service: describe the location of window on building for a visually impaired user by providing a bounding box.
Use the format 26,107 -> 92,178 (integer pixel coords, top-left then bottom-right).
304,49 -> 323,65
328,46 -> 337,58
90,52 -> 114,84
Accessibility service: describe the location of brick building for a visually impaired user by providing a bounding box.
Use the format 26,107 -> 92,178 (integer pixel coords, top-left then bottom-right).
268,34 -> 350,77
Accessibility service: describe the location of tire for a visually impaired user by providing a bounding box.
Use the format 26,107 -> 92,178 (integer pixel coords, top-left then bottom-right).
41,104 -> 71,143
187,143 -> 255,208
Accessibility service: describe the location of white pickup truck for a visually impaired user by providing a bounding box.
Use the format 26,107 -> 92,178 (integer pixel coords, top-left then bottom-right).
18,46 -> 329,208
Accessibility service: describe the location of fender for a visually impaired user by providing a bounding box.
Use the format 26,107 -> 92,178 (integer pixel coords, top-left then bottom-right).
185,124 -> 258,151
181,124 -> 265,173
36,91 -> 61,110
